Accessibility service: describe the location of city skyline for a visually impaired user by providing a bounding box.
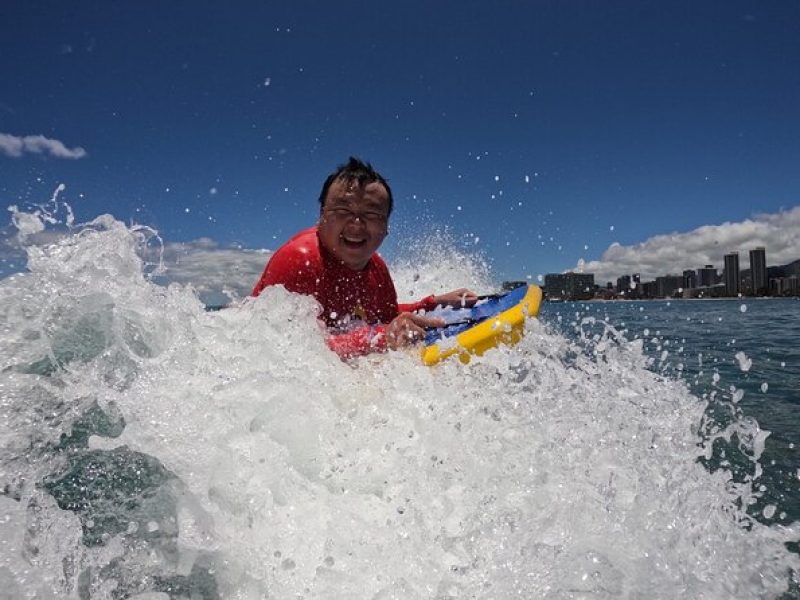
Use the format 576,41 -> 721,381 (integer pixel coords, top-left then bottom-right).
607,245 -> 798,293
547,244 -> 799,301
576,206 -> 800,286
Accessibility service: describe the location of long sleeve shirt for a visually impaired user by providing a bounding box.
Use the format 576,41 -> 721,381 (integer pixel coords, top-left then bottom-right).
251,226 -> 436,357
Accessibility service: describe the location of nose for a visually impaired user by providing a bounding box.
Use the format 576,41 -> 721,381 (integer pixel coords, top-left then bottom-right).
346,214 -> 367,227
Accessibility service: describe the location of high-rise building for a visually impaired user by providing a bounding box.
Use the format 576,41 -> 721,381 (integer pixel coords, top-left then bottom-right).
770,276 -> 799,295
642,281 -> 658,298
544,273 -> 595,301
629,273 -> 642,298
683,269 -> 697,289
724,252 -> 740,296
750,247 -> 767,295
786,276 -> 799,294
616,275 -> 631,294
697,265 -> 716,287
656,275 -> 683,298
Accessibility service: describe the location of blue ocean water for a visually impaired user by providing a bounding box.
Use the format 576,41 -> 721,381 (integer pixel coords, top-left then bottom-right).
541,298 -> 800,529
1,208 -> 799,598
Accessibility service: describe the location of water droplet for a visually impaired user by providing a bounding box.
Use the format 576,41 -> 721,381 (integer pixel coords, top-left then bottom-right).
735,351 -> 752,372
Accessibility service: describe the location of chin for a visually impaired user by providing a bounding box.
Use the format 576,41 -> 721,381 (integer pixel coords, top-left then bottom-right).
341,256 -> 370,270
335,244 -> 373,268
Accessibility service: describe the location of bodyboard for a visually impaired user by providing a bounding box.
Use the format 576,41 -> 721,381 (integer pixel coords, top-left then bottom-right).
420,284 -> 542,365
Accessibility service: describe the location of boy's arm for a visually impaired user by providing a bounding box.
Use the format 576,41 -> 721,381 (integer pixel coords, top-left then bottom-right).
326,325 -> 387,358
398,295 -> 437,313
398,288 -> 478,312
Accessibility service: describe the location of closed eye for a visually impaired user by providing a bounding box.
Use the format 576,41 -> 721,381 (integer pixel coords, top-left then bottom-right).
330,208 -> 353,217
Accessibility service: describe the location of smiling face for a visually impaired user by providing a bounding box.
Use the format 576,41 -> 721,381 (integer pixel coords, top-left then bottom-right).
318,178 -> 390,270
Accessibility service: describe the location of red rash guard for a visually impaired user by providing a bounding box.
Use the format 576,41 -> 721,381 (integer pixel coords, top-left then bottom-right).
251,226 -> 437,358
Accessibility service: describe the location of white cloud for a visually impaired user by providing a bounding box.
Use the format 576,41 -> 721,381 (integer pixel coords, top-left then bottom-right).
576,206 -> 800,283
152,239 -> 271,305
0,133 -> 87,159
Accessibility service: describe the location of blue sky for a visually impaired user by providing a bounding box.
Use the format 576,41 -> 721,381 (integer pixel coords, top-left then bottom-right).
2,1 -> 799,289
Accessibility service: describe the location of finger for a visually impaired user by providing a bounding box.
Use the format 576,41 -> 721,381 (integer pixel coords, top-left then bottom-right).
407,313 -> 445,329
399,323 -> 426,346
403,329 -> 420,343
408,322 -> 426,339
461,290 -> 479,306
388,321 -> 425,348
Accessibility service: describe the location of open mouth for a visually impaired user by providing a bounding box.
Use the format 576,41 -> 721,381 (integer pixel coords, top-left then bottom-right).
340,234 -> 367,248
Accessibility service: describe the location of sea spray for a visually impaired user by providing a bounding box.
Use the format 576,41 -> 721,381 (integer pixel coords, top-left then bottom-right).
391,228 -> 495,300
0,208 -> 798,598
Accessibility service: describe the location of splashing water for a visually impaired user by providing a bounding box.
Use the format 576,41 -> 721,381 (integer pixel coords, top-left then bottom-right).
0,207 -> 798,598
391,228 -> 495,300
736,351 -> 754,373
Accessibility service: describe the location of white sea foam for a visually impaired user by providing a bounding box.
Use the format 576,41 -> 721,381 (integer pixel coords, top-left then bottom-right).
0,209 -> 798,598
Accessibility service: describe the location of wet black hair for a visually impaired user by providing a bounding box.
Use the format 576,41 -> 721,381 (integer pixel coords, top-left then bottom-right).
318,157 -> 394,216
